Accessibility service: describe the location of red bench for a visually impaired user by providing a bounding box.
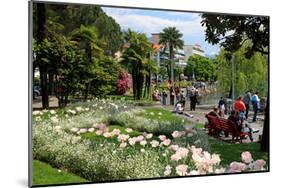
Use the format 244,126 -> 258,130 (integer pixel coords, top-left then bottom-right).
205,114 -> 249,143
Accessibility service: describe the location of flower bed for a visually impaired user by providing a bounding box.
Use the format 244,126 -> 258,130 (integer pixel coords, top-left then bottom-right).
32,99 -> 267,182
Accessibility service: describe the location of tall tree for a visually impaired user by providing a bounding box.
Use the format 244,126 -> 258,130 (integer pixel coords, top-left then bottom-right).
159,27 -> 184,82
35,3 -> 49,109
71,25 -> 104,101
201,14 -> 269,152
121,29 -> 153,100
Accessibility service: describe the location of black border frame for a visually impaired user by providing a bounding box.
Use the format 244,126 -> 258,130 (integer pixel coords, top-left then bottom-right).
28,0 -> 270,187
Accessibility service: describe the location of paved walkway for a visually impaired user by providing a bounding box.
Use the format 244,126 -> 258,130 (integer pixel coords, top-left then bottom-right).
151,101 -> 264,143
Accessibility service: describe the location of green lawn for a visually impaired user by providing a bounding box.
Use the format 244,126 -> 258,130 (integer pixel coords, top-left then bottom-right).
142,107 -> 191,124
32,160 -> 88,186
209,138 -> 269,167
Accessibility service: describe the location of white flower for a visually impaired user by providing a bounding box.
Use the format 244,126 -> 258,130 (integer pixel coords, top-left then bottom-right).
88,128 -> 95,133
67,109 -> 76,115
58,170 -> 62,173
140,148 -> 145,153
125,128 -> 133,133
128,138 -> 137,146
189,170 -> 200,175
76,107 -> 83,112
32,111 -> 41,115
35,116 -> 42,122
172,131 -> 180,138
150,140 -> 159,148
119,142 -> 127,148
85,108 -> 90,111
79,128 -> 88,134
50,110 -> 56,115
241,151 -> 253,164
51,116 -> 59,124
164,169 -> 171,176
215,168 -> 225,174
158,112 -> 163,116
140,140 -> 147,146
70,128 -> 79,133
170,145 -> 179,152
150,112 -> 154,115
146,133 -> 153,139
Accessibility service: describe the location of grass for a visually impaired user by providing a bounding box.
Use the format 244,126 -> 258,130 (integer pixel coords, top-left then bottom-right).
209,138 -> 269,167
141,107 -> 191,125
32,160 -> 88,186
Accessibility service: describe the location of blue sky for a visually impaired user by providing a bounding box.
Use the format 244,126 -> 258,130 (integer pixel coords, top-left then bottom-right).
102,7 -> 220,56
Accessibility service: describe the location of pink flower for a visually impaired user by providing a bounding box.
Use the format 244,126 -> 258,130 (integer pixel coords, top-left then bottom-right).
95,130 -> 103,135
191,146 -> 203,155
103,132 -> 113,138
162,139 -> 171,146
158,135 -> 166,141
128,138 -> 137,146
112,128 -> 121,135
210,154 -> 221,165
172,131 -> 180,138
117,134 -> 130,142
177,147 -> 189,158
171,154 -> 181,161
170,145 -> 179,152
229,162 -> 247,173
241,151 -> 253,163
251,159 -> 266,170
136,135 -> 144,142
176,164 -> 188,176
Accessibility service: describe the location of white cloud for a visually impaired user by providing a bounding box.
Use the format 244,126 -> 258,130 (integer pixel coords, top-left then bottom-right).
104,9 -> 204,37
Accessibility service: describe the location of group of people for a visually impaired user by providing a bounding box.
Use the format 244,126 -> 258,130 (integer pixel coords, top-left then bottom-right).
207,91 -> 261,141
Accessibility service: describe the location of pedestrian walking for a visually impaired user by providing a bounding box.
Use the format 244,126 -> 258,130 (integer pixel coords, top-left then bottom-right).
251,92 -> 260,122
243,90 -> 252,119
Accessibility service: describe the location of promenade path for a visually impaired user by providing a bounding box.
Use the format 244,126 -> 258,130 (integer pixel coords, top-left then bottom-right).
151,101 -> 264,143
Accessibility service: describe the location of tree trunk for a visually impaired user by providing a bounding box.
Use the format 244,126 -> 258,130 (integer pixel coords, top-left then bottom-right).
36,3 -> 49,109
39,67 -> 49,109
260,95 -> 269,152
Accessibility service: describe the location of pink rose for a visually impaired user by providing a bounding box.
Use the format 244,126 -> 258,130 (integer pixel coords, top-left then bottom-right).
229,162 -> 247,173
176,164 -> 188,176
171,154 -> 182,161
241,151 -> 253,163
158,135 -> 166,141
162,139 -> 171,146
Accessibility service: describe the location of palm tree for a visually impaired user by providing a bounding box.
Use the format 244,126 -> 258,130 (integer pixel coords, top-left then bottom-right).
71,25 -> 104,100
159,27 -> 184,104
121,29 -> 152,100
142,58 -> 158,99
